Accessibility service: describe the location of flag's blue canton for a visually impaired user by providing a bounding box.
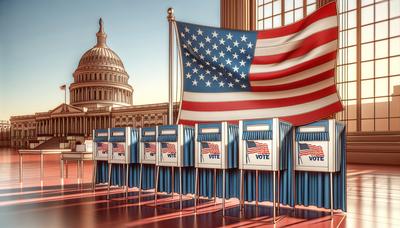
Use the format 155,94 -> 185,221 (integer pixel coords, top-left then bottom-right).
176,22 -> 257,93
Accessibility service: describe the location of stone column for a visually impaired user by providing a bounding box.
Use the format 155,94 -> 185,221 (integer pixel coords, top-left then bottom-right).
220,0 -> 256,30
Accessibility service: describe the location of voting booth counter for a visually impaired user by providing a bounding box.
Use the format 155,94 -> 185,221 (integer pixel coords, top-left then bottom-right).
93,129 -> 109,184
294,119 -> 346,212
155,125 -> 195,196
138,127 -> 157,191
239,119 -> 294,209
194,122 -> 240,215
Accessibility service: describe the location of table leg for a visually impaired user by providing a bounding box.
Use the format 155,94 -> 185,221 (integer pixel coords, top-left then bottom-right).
60,159 -> 64,186
92,160 -> 97,191
66,160 -> 69,179
19,154 -> 23,184
40,153 -> 44,183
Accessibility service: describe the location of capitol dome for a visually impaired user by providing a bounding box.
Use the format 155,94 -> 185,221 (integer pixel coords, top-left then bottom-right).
69,18 -> 133,109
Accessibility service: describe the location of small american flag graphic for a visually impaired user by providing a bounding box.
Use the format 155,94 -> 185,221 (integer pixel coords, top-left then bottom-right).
161,142 -> 176,154
201,142 -> 220,155
97,143 -> 108,153
247,141 -> 269,154
144,142 -> 156,154
299,143 -> 324,157
113,143 -> 125,155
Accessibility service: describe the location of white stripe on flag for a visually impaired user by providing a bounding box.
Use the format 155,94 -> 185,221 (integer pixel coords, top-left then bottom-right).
250,41 -> 337,74
255,16 -> 338,48
180,94 -> 340,121
250,60 -> 335,86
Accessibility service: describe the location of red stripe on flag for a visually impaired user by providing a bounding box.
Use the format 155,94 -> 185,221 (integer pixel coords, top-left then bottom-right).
257,2 -> 337,39
252,27 -> 338,65
178,102 -> 342,126
280,101 -> 342,126
249,51 -> 337,81
251,69 -> 335,92
181,85 -> 338,111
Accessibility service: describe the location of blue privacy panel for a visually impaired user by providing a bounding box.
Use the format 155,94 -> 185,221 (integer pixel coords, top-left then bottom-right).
130,129 -> 139,163
295,124 -> 347,211
95,161 -> 108,184
241,124 -> 294,206
197,169 -> 240,199
140,164 -> 156,190
157,167 -> 196,194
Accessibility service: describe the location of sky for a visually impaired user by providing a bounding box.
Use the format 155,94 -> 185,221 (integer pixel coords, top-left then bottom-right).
0,0 -> 220,120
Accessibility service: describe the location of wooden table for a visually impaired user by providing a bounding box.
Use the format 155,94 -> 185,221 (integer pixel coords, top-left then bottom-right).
19,149 -> 71,184
60,151 -> 93,185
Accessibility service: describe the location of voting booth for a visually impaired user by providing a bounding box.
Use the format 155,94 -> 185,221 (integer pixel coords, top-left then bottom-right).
138,127 -> 158,201
154,125 -> 195,209
294,119 -> 346,216
106,127 -> 135,198
194,122 -> 238,215
92,129 -> 109,188
238,118 -> 292,223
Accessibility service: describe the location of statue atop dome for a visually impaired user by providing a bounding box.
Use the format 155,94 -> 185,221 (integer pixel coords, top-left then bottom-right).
96,18 -> 107,48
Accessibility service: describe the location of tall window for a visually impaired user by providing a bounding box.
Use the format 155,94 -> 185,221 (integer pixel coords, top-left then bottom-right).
257,0 -> 400,132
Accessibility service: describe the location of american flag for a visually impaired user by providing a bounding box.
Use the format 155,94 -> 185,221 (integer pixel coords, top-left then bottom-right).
161,142 -> 176,154
176,2 -> 342,126
201,142 -> 220,154
112,143 -> 125,155
247,141 -> 269,154
299,143 -> 324,157
97,142 -> 108,153
144,142 -> 156,154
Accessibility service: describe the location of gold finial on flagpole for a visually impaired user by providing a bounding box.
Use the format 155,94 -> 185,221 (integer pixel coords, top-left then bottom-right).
167,8 -> 175,21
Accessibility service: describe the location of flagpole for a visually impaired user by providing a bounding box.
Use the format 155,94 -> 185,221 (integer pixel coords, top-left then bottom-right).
167,8 -> 175,125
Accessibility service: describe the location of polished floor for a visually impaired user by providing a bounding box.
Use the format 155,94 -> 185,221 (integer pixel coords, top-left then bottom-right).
0,148 -> 399,228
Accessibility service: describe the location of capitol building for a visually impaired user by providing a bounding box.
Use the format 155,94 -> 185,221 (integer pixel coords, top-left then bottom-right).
10,19 -> 177,148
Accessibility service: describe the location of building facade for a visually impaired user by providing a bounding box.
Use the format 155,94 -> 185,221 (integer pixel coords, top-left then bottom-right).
10,19 -> 177,149
0,121 -> 11,147
221,0 -> 400,165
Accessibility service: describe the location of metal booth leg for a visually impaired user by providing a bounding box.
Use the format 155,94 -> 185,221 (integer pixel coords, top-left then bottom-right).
139,163 -> 143,204
277,170 -> 281,214
213,169 -> 217,205
92,160 -> 97,191
194,167 -> 198,214
154,166 -> 160,205
179,167 -> 183,210
330,172 -> 334,219
107,163 -> 112,199
222,169 -> 226,217
255,170 -> 259,207
125,164 -> 129,198
171,166 -> 174,198
240,169 -> 244,214
273,170 -> 276,224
